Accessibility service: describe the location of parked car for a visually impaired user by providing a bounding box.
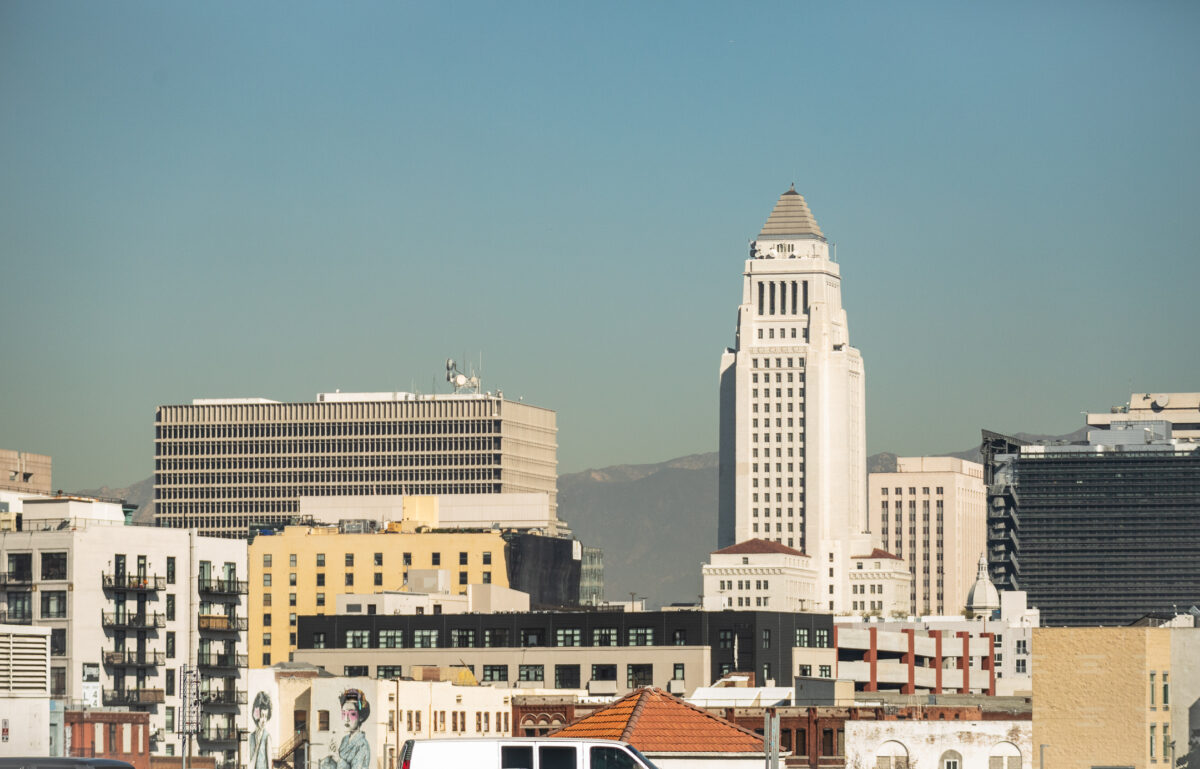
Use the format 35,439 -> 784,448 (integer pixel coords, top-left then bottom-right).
400,737 -> 660,769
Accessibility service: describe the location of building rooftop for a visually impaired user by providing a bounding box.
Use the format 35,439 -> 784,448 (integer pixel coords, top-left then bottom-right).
852,548 -> 903,561
550,687 -> 764,754
713,538 -> 807,557
757,185 -> 825,241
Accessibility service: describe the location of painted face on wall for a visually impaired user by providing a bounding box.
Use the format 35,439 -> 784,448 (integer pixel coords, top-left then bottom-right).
341,706 -> 360,731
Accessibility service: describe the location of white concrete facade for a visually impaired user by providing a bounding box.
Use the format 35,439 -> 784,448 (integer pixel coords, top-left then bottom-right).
718,187 -> 876,614
0,498 -> 248,766
846,551 -> 912,617
868,457 -> 986,615
701,540 -> 816,612
335,583 -> 530,616
298,492 -> 566,537
847,719 -> 1031,769
0,624 -> 51,756
246,666 -> 581,769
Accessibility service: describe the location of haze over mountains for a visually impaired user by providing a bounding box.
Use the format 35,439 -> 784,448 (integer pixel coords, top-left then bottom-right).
78,428 -> 1088,607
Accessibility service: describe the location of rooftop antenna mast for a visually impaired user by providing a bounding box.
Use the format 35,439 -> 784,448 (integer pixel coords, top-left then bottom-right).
445,358 -> 481,394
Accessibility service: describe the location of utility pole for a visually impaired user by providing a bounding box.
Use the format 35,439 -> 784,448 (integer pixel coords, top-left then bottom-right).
178,665 -> 200,769
763,707 -> 779,769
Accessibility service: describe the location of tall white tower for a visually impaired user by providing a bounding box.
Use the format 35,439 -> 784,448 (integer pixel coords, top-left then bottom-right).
718,186 -> 876,612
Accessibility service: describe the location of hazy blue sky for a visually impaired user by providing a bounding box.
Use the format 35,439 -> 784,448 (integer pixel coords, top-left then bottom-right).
2,1 -> 1198,491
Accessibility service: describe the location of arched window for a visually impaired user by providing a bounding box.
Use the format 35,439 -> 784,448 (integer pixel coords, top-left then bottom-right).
938,750 -> 963,769
989,740 -> 1022,769
875,740 -> 908,769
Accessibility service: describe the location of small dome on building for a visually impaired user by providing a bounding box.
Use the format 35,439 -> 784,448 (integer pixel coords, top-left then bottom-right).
966,553 -> 1000,615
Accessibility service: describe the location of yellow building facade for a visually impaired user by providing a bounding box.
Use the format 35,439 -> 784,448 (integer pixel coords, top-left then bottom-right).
1033,627 -> 1182,769
249,525 -> 510,667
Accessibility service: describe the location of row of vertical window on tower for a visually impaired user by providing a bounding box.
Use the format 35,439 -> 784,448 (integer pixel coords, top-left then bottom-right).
757,280 -> 809,316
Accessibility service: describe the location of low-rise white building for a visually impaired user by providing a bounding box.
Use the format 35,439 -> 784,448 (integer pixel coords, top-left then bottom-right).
298,492 -> 569,537
0,497 -> 248,767
847,718 -> 1031,769
246,665 -> 583,769
846,549 -> 912,616
336,579 -> 530,616
0,623 -> 51,755
702,539 -> 816,611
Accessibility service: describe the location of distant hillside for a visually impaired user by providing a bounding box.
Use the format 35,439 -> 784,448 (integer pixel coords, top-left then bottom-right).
559,453 -> 719,609
74,476 -> 155,523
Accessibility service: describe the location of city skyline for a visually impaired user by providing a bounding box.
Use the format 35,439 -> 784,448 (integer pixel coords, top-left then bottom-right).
3,2 -> 1199,491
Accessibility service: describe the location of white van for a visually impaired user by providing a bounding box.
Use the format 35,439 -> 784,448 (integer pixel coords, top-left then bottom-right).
399,737 -> 660,769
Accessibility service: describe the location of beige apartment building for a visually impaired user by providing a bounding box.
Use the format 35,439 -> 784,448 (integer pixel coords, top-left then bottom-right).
868,457 -> 985,615
1034,625 -> 1200,769
248,523 -> 511,667
154,391 -> 557,538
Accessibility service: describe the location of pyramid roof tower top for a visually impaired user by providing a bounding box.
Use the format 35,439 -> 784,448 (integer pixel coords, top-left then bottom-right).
758,184 -> 825,241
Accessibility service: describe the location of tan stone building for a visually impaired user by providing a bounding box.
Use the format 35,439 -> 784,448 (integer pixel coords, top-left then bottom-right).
868,457 -> 985,615
0,449 -> 52,495
1033,625 -> 1200,769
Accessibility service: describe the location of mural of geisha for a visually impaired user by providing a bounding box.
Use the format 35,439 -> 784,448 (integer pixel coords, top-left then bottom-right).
248,691 -> 273,769
319,688 -> 371,769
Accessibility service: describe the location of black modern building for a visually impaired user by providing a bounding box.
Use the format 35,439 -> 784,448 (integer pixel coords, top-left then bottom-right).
295,609 -> 834,690
983,422 -> 1200,626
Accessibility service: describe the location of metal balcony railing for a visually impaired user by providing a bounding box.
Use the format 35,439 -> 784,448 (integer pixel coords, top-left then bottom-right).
102,573 -> 166,591
196,652 -> 248,670
102,688 -> 165,705
0,571 -> 33,586
103,649 -> 166,666
198,614 -> 248,632
197,577 -> 248,595
0,611 -> 33,625
201,689 -> 247,707
101,611 -> 166,629
200,724 -> 239,742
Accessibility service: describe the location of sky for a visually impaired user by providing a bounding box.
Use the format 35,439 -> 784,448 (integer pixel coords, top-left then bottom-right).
2,1 -> 1198,492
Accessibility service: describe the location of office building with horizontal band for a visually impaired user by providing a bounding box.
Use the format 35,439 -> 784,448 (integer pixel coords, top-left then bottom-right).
154,390 -> 557,538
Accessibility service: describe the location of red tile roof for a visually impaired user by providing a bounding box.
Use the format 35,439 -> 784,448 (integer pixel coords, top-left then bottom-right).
852,548 -> 903,561
549,687 -> 764,753
712,538 -> 807,557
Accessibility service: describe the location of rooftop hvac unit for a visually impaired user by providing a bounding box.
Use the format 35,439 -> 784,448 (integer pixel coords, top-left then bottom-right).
338,519 -> 379,534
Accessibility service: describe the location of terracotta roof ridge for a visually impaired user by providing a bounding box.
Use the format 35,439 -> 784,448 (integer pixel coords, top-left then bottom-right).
852,547 -> 903,560
622,687 -> 652,742
659,688 -> 766,743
